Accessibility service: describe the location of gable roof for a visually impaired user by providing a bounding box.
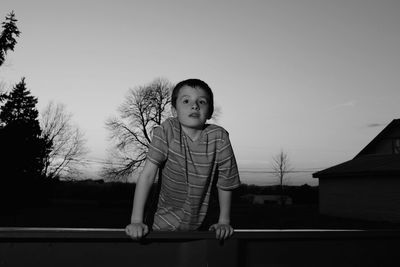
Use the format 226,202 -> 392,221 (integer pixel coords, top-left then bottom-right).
312,154 -> 400,178
313,119 -> 400,179
355,119 -> 400,158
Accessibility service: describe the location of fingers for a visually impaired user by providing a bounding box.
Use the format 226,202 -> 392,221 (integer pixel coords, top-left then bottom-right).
143,224 -> 149,237
209,224 -> 234,240
217,225 -> 233,240
215,227 -> 224,240
125,223 -> 149,240
226,225 -> 234,239
208,224 -> 216,231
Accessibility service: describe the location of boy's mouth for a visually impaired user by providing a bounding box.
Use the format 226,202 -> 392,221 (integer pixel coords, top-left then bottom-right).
189,113 -> 200,118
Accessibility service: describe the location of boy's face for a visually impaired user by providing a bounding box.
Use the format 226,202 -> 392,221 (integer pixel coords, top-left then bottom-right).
172,85 -> 210,130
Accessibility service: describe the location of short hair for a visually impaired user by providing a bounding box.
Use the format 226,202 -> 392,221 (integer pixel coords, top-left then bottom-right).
171,79 -> 214,119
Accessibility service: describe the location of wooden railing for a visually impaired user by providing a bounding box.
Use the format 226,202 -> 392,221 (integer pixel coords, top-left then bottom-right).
1,228 -> 400,266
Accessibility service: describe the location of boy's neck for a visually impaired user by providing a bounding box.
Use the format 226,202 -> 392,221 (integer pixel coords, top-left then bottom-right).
181,125 -> 204,141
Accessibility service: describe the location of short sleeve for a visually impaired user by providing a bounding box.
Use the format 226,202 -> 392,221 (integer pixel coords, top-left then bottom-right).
216,130 -> 240,190
147,125 -> 168,166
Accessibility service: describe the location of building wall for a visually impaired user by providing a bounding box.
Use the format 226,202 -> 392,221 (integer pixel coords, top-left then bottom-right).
319,177 -> 400,222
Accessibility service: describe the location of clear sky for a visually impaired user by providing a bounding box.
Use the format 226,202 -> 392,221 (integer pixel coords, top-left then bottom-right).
1,0 -> 399,185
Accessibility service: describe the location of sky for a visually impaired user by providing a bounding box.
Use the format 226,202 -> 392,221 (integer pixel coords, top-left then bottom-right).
1,0 -> 399,186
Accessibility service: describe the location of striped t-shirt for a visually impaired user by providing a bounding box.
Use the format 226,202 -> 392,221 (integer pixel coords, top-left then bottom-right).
146,117 -> 240,231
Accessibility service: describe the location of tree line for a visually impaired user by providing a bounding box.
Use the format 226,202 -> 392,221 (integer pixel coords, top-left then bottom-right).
0,11 -> 176,183
0,11 -> 175,183
0,12 -> 87,182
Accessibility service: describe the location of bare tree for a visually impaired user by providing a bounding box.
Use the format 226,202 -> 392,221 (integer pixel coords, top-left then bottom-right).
271,150 -> 293,204
40,102 -> 88,179
209,104 -> 221,124
0,81 -> 6,103
104,78 -> 173,180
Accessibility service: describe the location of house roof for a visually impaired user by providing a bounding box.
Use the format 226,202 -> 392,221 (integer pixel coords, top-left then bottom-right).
355,119 -> 400,158
313,119 -> 400,179
312,154 -> 400,178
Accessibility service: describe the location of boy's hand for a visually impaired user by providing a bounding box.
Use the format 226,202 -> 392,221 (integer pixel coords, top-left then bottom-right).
209,223 -> 234,240
125,222 -> 149,240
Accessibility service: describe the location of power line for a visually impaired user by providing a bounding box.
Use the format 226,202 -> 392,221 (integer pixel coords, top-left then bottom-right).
239,170 -> 319,174
71,158 -> 327,172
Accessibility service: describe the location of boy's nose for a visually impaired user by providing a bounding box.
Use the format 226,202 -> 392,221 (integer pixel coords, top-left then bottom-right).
192,103 -> 199,110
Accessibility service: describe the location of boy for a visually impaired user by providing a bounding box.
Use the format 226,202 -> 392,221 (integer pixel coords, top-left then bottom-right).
125,79 -> 240,240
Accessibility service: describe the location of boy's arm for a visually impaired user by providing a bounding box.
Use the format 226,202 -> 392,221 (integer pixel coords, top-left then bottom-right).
217,188 -> 232,225
126,159 -> 158,239
131,159 -> 158,222
209,188 -> 234,240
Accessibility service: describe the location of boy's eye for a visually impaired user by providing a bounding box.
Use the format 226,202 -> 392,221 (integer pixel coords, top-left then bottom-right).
199,100 -> 208,105
183,99 -> 189,104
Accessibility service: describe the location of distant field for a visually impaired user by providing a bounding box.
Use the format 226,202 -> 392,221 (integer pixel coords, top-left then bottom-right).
1,180 -> 398,229
2,201 -> 398,230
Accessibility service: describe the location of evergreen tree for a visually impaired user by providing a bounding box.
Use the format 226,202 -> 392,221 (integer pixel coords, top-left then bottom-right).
0,78 -> 50,179
0,11 -> 20,67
